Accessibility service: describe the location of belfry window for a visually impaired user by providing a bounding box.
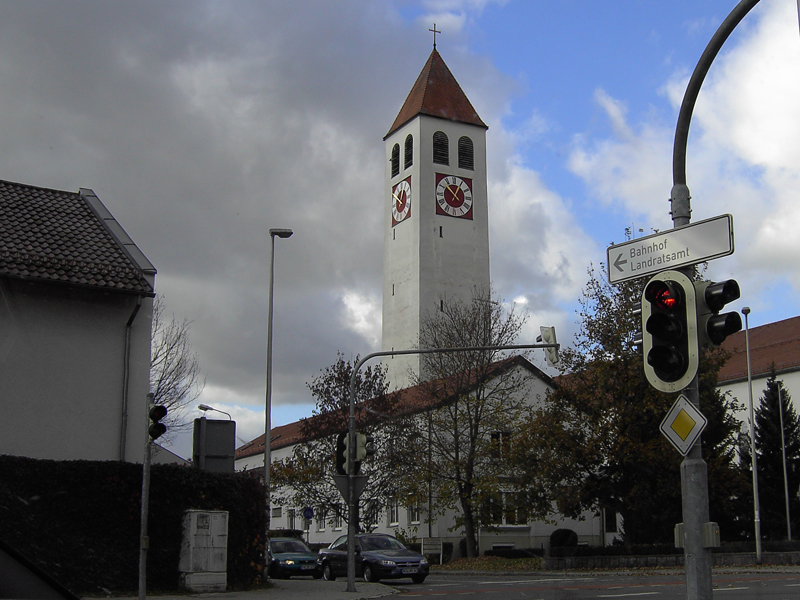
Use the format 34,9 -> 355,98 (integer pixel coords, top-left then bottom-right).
433,131 -> 449,165
391,144 -> 400,177
458,136 -> 474,170
404,134 -> 413,169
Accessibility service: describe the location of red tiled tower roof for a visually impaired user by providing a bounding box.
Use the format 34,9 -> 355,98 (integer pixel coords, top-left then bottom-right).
385,49 -> 487,139
718,315 -> 800,383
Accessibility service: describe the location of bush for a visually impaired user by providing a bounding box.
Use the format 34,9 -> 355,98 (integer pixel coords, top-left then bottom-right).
0,455 -> 266,595
485,548 -> 544,559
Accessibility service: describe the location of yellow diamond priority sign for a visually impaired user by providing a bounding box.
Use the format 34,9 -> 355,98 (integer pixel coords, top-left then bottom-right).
660,394 -> 708,455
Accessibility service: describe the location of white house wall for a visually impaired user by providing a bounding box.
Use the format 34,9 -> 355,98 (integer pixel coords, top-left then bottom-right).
0,278 -> 152,462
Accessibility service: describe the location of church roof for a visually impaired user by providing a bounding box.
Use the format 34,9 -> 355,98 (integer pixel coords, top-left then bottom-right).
385,48 -> 487,139
0,179 -> 155,296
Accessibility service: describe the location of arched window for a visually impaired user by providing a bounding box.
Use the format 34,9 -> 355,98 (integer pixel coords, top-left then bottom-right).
433,131 -> 449,165
404,134 -> 413,169
390,144 -> 400,177
458,136 -> 474,170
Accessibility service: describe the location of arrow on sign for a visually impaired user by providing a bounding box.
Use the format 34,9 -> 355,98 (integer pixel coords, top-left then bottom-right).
613,253 -> 627,273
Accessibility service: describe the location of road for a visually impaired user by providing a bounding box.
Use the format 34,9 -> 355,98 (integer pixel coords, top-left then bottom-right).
388,571 -> 800,599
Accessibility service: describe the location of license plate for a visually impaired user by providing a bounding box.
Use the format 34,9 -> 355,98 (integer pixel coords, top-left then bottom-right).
301,565 -> 314,570
401,568 -> 418,574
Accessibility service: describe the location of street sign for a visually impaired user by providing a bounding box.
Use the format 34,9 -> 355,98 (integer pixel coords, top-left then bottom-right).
660,394 -> 708,455
607,214 -> 734,284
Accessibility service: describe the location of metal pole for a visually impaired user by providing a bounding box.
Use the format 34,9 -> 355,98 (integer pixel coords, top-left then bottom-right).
263,228 -> 292,577
779,386 -> 792,540
138,393 -> 154,600
743,307 -> 762,563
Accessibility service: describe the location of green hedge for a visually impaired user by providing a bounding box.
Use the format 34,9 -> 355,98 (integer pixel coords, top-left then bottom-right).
0,455 -> 265,595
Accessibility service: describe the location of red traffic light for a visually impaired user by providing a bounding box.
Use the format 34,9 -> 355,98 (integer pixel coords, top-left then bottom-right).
148,404 -> 168,440
644,280 -> 683,311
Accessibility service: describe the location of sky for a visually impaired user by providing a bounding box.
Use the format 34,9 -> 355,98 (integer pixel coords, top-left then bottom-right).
2,0 -> 799,460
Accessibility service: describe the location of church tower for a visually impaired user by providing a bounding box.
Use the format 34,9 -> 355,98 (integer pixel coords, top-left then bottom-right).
381,49 -> 490,389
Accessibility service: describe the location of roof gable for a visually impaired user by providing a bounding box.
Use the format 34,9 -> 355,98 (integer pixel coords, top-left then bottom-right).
718,315 -> 800,383
0,179 -> 155,295
385,49 -> 487,139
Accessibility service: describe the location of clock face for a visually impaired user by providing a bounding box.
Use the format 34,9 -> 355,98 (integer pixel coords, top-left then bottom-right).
435,174 -> 473,219
392,177 -> 412,226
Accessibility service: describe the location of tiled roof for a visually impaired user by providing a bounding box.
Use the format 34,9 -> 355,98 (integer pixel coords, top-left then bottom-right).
385,48 -> 487,139
236,355 -> 550,459
718,315 -> 800,384
0,179 -> 155,295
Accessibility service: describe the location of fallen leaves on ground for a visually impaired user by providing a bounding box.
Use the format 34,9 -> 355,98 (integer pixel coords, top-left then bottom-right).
432,555 -> 543,572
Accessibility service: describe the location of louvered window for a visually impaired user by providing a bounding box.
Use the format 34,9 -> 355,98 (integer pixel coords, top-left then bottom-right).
391,144 -> 400,177
433,131 -> 449,165
458,136 -> 474,170
404,134 -> 413,169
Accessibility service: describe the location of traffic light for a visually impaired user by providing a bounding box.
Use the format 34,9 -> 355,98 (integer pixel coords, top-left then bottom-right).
641,270 -> 699,392
335,431 -> 347,475
536,326 -> 559,367
695,279 -> 741,347
148,403 -> 168,440
355,433 -> 375,463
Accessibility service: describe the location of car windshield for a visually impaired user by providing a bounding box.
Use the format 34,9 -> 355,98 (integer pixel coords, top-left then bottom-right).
272,540 -> 311,553
359,535 -> 406,551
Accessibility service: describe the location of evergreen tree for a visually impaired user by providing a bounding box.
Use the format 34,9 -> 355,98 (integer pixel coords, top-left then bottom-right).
751,367 -> 800,540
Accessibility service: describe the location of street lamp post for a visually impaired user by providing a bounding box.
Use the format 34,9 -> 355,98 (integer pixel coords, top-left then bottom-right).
743,306 -> 762,563
263,227 -> 293,568
198,404 -> 232,419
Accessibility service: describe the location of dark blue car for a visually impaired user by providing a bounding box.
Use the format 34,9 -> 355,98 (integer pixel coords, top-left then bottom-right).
268,537 -> 322,579
317,533 -> 429,584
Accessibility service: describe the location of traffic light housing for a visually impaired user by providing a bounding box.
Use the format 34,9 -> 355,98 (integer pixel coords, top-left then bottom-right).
355,433 -> 375,462
335,431 -> 347,475
536,326 -> 559,367
641,270 -> 698,392
148,403 -> 168,440
695,279 -> 741,347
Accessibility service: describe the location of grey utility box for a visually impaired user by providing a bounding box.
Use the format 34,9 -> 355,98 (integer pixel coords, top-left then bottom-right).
178,510 -> 229,592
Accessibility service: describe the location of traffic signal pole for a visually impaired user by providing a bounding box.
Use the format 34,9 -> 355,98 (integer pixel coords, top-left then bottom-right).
669,2 -> 760,597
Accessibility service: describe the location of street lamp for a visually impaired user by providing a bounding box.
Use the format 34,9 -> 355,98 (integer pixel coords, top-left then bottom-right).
198,404 -> 232,419
743,306 -> 762,563
264,228 -> 293,555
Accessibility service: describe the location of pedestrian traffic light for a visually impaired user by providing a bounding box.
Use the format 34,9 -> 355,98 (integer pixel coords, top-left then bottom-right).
695,279 -> 742,347
335,431 -> 347,475
536,326 -> 559,367
148,403 -> 168,440
641,270 -> 698,392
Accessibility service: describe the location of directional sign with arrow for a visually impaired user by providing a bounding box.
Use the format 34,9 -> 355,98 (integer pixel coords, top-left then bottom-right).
606,214 -> 734,285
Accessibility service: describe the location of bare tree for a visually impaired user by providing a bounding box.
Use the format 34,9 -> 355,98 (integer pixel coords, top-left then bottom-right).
149,295 -> 205,441
408,290 -> 538,557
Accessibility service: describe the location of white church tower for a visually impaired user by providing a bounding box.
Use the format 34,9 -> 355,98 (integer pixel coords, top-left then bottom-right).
381,48 -> 490,389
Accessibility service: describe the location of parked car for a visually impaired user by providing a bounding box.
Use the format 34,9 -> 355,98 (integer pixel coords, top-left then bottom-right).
317,533 -> 429,584
268,537 -> 322,579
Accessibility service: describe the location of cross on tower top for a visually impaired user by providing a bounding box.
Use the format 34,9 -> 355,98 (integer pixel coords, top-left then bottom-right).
429,23 -> 441,49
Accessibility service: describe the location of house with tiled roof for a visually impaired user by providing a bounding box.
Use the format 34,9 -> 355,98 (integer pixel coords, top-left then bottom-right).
717,315 -> 800,419
0,179 -> 156,462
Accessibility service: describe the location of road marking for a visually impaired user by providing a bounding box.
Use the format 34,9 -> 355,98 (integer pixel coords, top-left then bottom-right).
715,588 -> 749,591
597,593 -> 660,598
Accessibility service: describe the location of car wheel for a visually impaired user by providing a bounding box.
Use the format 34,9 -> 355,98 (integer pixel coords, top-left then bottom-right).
412,574 -> 427,584
322,563 -> 336,581
363,563 -> 380,583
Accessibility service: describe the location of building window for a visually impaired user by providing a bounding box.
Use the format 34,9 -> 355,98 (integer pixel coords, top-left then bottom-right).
407,503 -> 421,525
458,136 -> 474,170
333,504 -> 343,530
391,143 -> 400,177
317,506 -> 327,531
482,492 -> 528,526
364,499 -> 381,529
433,131 -> 449,165
271,506 -> 282,519
404,134 -> 413,169
287,508 -> 296,530
388,498 -> 400,526
490,431 -> 511,459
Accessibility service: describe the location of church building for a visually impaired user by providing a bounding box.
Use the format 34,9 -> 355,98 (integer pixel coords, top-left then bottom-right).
381,48 -> 491,389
